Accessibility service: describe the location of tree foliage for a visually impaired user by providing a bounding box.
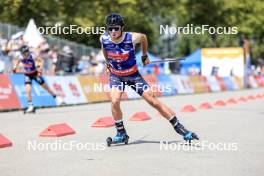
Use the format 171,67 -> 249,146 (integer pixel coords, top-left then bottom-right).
0,0 -> 263,61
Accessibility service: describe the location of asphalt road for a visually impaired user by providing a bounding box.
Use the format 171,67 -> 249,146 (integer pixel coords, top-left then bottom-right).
1,88 -> 264,176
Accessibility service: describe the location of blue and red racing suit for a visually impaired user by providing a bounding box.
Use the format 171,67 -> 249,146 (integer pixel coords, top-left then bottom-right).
19,53 -> 45,85
101,32 -> 150,95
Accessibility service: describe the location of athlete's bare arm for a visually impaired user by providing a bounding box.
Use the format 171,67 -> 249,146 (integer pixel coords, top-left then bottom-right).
132,32 -> 150,65
132,32 -> 148,55
100,36 -> 111,72
101,46 -> 108,61
13,58 -> 21,73
36,57 -> 44,75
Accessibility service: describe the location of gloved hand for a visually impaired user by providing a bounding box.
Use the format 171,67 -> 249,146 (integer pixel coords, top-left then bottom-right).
12,68 -> 17,73
141,55 -> 150,66
105,62 -> 111,74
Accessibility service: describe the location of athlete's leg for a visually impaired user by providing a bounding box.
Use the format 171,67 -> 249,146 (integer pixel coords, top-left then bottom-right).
142,89 -> 198,140
41,83 -> 56,97
109,74 -> 128,142
34,75 -> 64,105
24,75 -> 34,112
25,83 -> 32,103
31,74 -> 55,96
110,87 -> 123,121
142,89 -> 175,120
130,73 -> 199,141
41,82 -> 64,105
127,72 -> 174,119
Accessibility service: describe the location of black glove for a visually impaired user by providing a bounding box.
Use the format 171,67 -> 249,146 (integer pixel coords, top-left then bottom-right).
141,55 -> 150,66
12,68 -> 17,73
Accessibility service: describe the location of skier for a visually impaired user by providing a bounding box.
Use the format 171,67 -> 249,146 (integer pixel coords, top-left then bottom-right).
13,45 -> 64,113
100,13 -> 199,145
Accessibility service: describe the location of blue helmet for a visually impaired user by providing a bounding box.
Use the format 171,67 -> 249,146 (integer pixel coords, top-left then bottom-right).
105,13 -> 124,27
20,45 -> 29,54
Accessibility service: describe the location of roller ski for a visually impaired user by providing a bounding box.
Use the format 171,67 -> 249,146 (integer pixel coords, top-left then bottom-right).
169,116 -> 199,144
175,122 -> 199,144
23,105 -> 36,114
106,132 -> 129,147
107,120 -> 129,147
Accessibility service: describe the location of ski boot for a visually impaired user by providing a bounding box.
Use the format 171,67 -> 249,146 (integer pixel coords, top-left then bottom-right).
24,105 -> 36,114
106,131 -> 129,147
174,122 -> 199,144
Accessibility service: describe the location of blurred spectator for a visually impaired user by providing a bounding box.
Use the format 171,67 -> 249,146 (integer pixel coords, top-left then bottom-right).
0,57 -> 4,73
56,46 -> 76,75
0,31 -> 106,76
76,55 -> 92,74
49,45 -> 59,75
90,53 -> 104,76
38,42 -> 52,75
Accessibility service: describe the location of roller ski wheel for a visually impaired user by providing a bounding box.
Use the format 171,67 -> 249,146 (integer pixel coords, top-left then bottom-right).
106,137 -> 112,147
183,132 -> 199,144
106,134 -> 129,147
23,107 -> 36,114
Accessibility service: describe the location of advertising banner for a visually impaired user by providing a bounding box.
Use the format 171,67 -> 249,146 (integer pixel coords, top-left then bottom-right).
78,76 -> 108,102
0,75 -> 21,110
156,74 -> 177,96
206,76 -> 221,92
143,74 -> 163,97
201,48 -> 244,77
99,75 -> 128,100
10,74 -> 56,108
45,76 -> 86,104
223,77 -> 236,90
189,76 -> 210,93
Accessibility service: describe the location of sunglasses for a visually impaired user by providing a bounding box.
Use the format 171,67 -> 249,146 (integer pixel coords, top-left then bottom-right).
22,51 -> 29,55
108,26 -> 121,32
